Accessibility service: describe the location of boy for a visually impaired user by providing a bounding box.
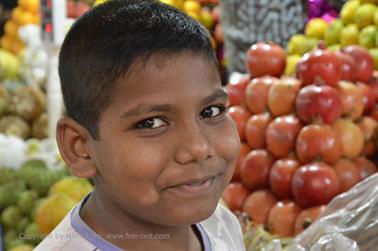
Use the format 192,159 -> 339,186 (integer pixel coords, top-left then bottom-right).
35,0 -> 244,250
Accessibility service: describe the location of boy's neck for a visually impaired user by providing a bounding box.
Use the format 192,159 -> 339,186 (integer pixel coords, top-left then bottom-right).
79,191 -> 203,251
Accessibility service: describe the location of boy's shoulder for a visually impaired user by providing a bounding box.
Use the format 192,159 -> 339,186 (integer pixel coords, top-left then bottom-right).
34,209 -> 96,251
199,203 -> 246,251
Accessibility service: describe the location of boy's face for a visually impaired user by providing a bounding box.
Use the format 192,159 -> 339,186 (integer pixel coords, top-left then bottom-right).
89,53 -> 240,226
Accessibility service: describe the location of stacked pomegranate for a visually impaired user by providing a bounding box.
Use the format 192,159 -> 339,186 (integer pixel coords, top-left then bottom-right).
223,42 -> 378,237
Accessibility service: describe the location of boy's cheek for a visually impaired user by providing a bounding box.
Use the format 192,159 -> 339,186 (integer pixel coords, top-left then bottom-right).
216,120 -> 241,164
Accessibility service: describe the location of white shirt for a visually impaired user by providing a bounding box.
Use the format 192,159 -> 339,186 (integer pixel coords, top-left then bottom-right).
35,196 -> 246,251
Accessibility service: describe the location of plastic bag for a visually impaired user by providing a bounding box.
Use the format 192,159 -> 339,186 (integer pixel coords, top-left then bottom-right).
256,172 -> 378,251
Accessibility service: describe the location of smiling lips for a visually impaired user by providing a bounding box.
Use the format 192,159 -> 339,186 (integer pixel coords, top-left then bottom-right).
168,175 -> 218,196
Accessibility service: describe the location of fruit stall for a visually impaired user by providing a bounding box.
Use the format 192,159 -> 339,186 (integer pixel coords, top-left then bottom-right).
0,0 -> 377,250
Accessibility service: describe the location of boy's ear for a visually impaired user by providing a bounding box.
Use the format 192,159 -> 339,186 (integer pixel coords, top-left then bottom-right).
56,117 -> 97,178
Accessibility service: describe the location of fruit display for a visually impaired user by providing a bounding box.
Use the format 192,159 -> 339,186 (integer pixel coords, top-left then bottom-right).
0,0 -> 40,55
0,85 -> 47,140
223,41 -> 378,240
0,159 -> 92,250
287,0 -> 378,72
0,136 -> 92,250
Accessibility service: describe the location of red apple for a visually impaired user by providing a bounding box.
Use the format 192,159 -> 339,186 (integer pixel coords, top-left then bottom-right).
240,149 -> 275,190
332,118 -> 364,159
268,77 -> 302,117
246,42 -> 286,78
356,82 -> 376,115
266,115 -> 302,158
267,200 -> 302,237
245,113 -> 272,150
334,158 -> 361,193
242,189 -> 277,225
269,158 -> 300,199
336,81 -> 364,121
245,76 -> 277,114
222,182 -> 250,211
296,49 -> 341,87
226,73 -> 249,107
294,206 -> 326,235
295,85 -> 342,124
341,45 -> 374,83
368,71 -> 378,102
296,124 -> 342,165
228,106 -> 251,142
335,51 -> 357,82
292,162 -> 340,208
353,157 -> 377,180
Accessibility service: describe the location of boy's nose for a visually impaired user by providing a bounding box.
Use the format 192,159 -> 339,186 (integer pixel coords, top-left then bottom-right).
173,123 -> 214,165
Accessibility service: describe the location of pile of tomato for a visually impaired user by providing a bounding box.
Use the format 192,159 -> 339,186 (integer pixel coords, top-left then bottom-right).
222,42 -> 378,237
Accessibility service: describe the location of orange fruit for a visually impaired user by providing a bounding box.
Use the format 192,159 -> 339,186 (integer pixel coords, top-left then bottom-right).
18,0 -> 40,13
4,20 -> 19,37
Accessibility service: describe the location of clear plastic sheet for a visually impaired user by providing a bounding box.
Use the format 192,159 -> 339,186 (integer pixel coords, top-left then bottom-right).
262,172 -> 378,251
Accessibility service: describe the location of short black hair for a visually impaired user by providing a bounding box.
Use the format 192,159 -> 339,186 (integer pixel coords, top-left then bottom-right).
59,0 -> 216,139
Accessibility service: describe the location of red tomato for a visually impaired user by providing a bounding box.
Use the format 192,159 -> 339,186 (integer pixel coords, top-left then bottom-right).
335,51 -> 357,82
240,149 -> 275,190
294,205 -> 326,235
268,77 -> 302,117
266,115 -> 302,158
296,49 -> 341,87
245,113 -> 272,150
245,76 -> 277,114
226,74 -> 249,107
296,124 -> 342,165
242,189 -> 277,225
334,158 -> 361,193
267,200 -> 302,237
292,162 -> 340,208
222,182 -> 250,211
332,118 -> 364,159
353,157 -> 377,180
295,85 -> 342,124
246,42 -> 286,78
341,45 -> 374,83
232,143 -> 252,181
228,106 -> 251,141
269,158 -> 300,199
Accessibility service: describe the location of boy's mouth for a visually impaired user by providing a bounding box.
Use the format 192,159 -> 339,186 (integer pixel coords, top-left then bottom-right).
166,175 -> 218,197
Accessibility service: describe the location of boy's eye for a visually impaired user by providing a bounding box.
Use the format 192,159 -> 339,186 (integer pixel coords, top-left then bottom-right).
200,105 -> 226,119
136,117 -> 167,129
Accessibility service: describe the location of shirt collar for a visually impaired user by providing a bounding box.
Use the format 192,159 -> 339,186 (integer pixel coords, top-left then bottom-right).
70,194 -> 212,251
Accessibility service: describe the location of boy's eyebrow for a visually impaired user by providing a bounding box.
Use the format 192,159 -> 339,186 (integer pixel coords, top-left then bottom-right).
120,88 -> 228,118
121,103 -> 173,118
203,88 -> 228,104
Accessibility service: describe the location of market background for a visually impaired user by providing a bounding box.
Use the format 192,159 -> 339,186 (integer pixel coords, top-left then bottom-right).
0,0 -> 378,250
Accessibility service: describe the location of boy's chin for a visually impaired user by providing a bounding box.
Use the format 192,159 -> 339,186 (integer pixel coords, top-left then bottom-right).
163,196 -> 221,226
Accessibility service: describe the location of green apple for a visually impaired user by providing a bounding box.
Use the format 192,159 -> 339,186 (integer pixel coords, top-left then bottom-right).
341,0 -> 360,24
359,25 -> 377,48
287,34 -> 318,56
369,48 -> 378,70
284,54 -> 301,76
0,49 -> 20,80
305,18 -> 328,39
340,24 -> 359,46
325,19 -> 344,46
327,44 -> 342,52
355,3 -> 376,29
